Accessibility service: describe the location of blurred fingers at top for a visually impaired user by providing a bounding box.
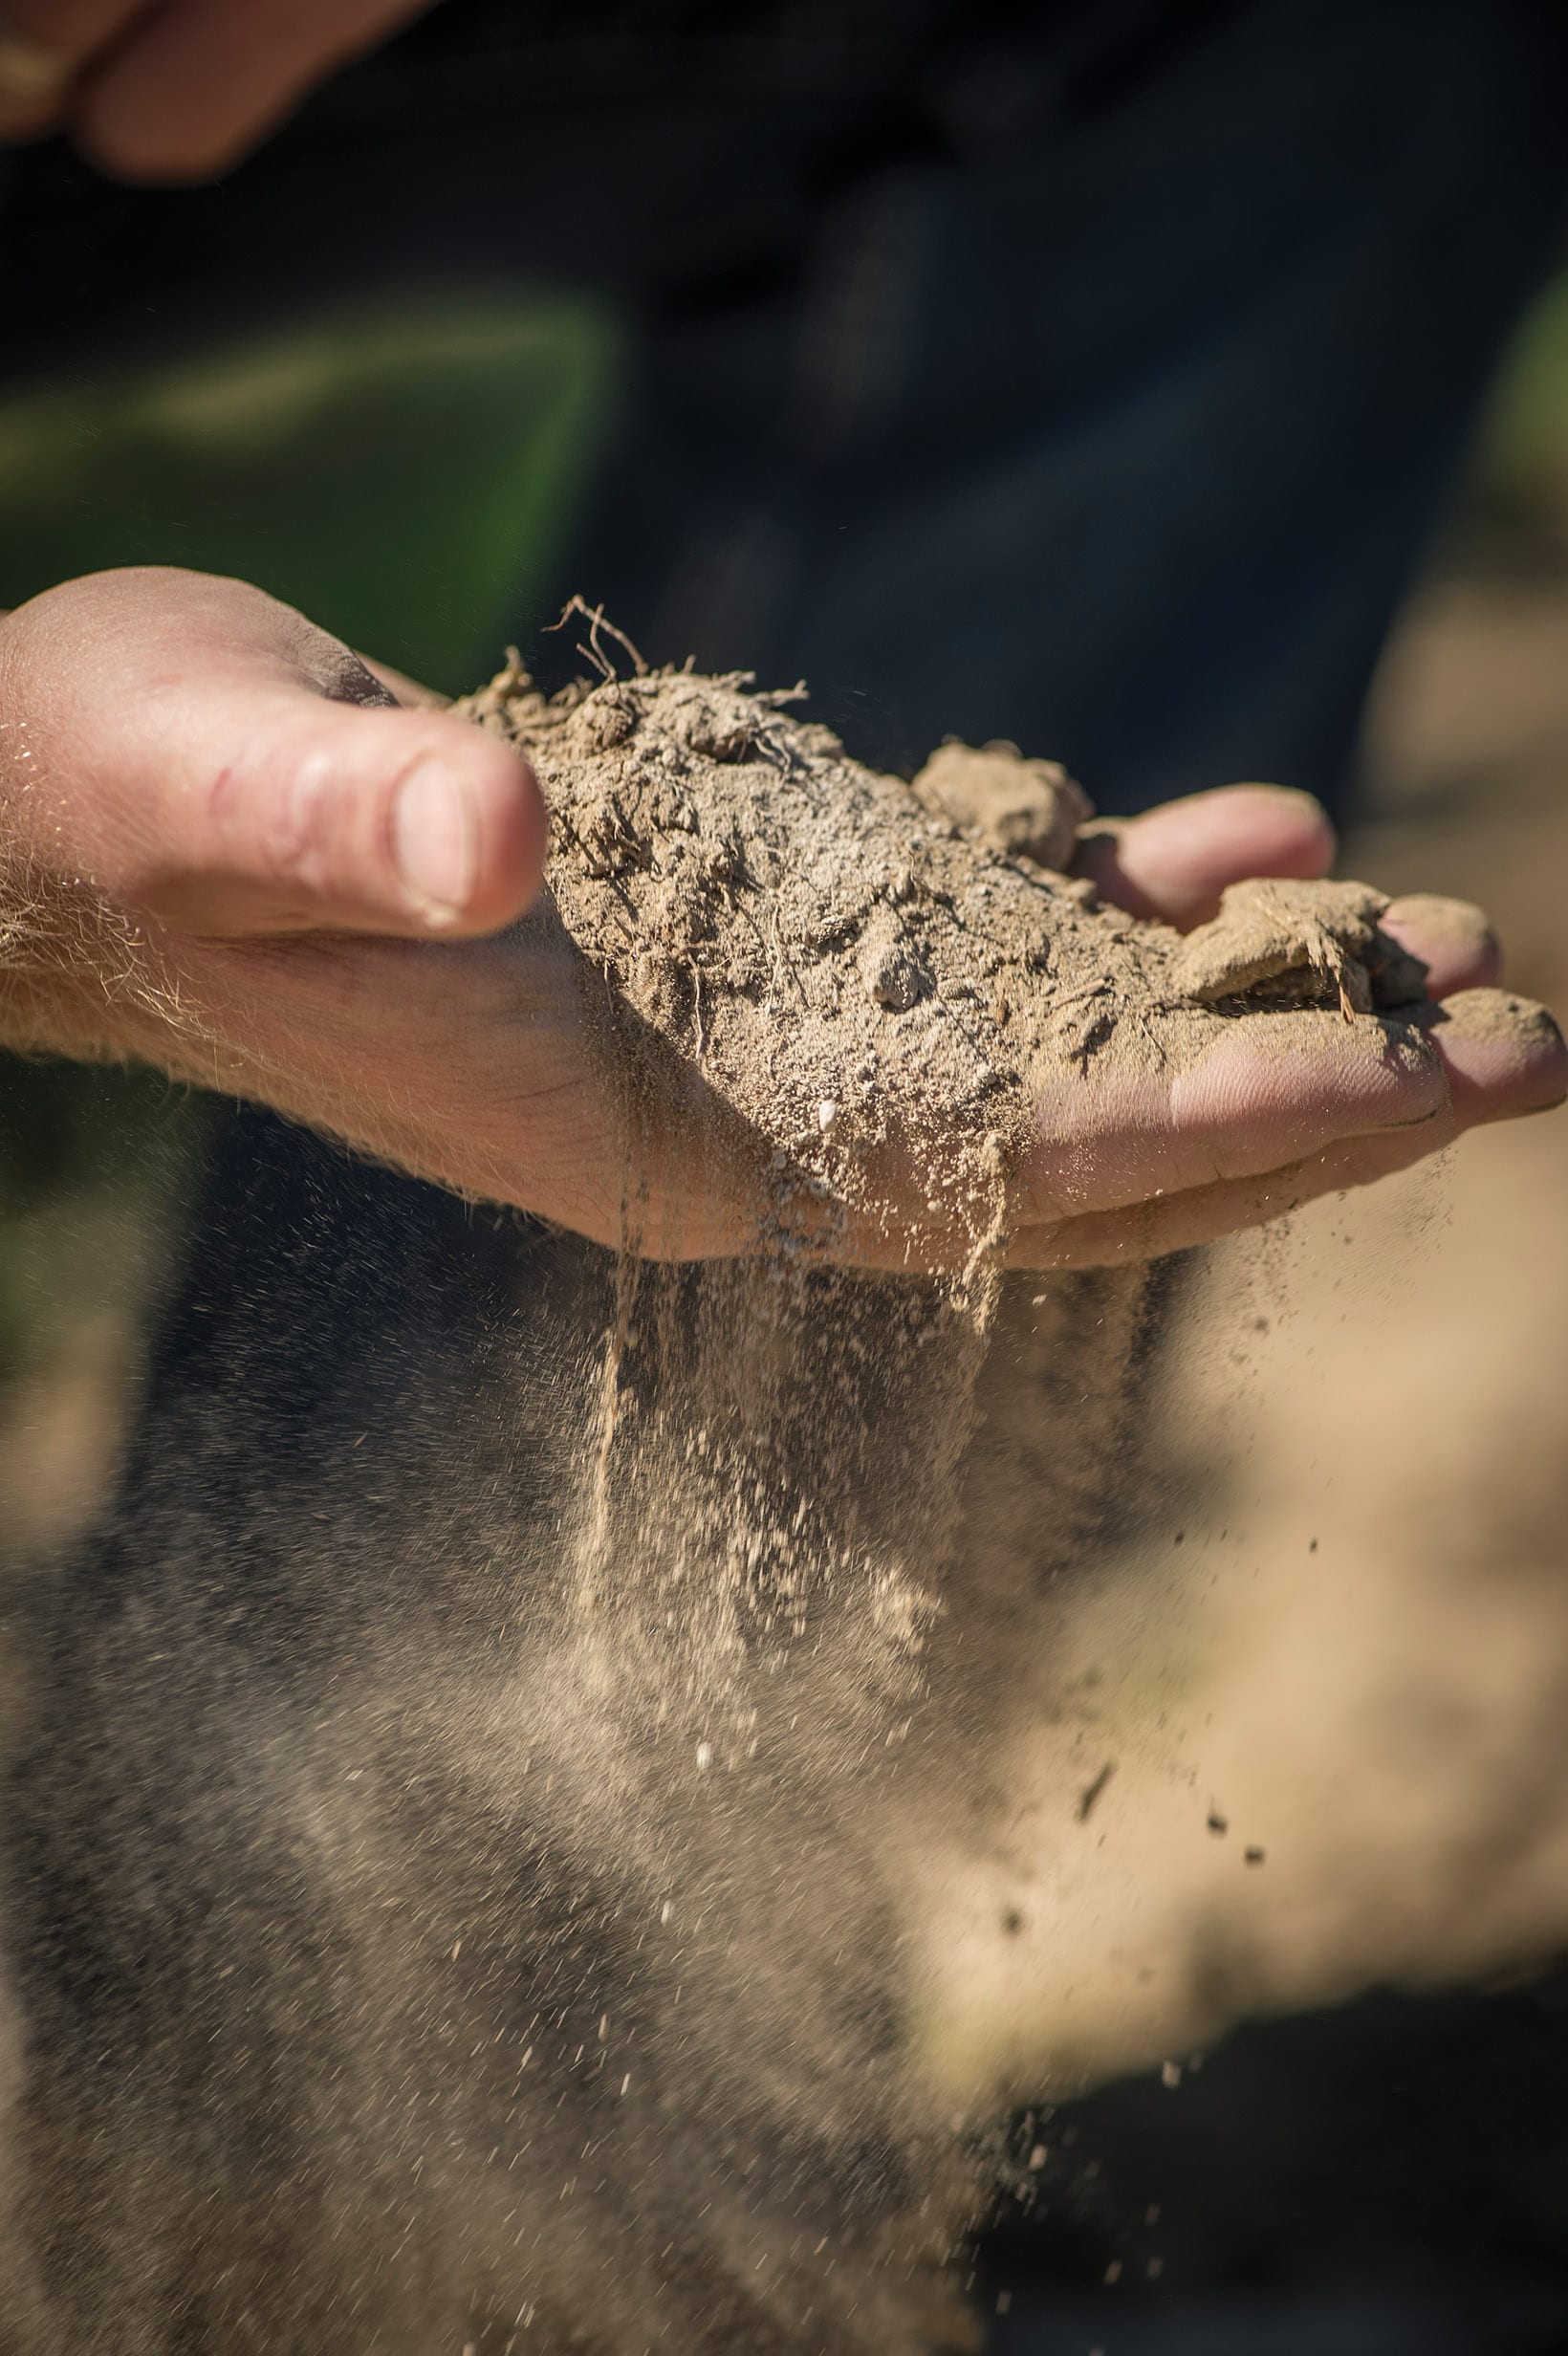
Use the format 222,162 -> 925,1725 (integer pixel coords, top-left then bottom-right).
0,0 -> 441,178
0,0 -> 138,140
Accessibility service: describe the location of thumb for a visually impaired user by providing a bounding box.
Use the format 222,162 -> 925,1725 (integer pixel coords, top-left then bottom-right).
0,567 -> 547,939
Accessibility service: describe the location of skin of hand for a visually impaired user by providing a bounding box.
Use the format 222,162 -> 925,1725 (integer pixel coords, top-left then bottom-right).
0,28 -> 1559,1267
2,568 -> 1562,1270
0,0 -> 441,178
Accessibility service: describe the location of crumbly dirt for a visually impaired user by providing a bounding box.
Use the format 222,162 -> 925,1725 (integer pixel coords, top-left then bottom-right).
463,649 -> 1433,1256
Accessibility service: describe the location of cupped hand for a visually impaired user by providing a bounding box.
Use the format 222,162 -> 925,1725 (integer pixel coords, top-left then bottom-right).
1004,808 -> 1562,1268
1,567 -> 1559,1272
0,0 -> 438,179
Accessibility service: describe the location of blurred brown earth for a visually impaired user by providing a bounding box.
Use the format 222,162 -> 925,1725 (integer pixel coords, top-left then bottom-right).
914,566 -> 1568,2105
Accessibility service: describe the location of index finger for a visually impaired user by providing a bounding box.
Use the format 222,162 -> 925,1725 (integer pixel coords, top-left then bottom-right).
1018,1011 -> 1449,1229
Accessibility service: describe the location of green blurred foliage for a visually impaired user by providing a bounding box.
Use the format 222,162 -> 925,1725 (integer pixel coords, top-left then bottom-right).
1469,266 -> 1568,549
0,288 -> 622,692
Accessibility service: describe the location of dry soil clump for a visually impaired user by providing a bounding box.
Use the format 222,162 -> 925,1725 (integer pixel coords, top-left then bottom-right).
465,647 -> 1433,1258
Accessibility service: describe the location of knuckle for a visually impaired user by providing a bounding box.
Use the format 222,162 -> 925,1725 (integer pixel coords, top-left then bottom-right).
207,737 -> 341,892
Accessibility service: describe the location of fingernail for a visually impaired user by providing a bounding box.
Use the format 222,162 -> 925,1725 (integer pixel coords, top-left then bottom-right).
392,758 -> 476,926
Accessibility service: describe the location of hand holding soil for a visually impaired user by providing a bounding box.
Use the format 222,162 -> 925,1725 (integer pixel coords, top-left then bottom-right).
463,638 -> 1565,1267
0,567 -> 1560,1267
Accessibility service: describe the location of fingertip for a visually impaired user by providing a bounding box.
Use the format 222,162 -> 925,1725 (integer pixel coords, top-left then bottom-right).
1426,990 -> 1568,1123
70,115 -> 240,185
445,730 -> 549,934
1381,894 -> 1502,996
71,64 -> 265,184
163,697 -> 546,941
1079,784 -> 1337,927
386,720 -> 546,937
1209,783 -> 1339,879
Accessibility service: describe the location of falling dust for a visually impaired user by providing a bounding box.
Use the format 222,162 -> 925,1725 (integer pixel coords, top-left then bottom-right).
413,630 -> 1456,2349
457,622 -> 1437,1825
